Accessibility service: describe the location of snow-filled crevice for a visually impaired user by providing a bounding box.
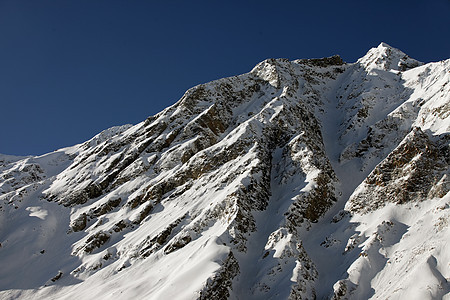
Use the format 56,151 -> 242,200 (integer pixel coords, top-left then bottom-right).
230,146 -> 308,299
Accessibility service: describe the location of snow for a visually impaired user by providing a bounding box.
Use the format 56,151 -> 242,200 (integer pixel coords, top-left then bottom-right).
26,206 -> 49,220
350,195 -> 449,299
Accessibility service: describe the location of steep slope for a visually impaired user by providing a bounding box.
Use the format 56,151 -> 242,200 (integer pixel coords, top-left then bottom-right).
0,43 -> 448,300
302,43 -> 450,299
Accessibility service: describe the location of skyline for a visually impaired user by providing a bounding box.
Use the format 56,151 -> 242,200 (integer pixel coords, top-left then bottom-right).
1,0 -> 449,156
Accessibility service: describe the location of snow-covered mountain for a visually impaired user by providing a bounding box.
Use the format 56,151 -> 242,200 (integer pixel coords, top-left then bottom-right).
0,43 -> 449,300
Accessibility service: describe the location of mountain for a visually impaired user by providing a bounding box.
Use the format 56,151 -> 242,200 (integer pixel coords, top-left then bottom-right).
0,42 -> 449,300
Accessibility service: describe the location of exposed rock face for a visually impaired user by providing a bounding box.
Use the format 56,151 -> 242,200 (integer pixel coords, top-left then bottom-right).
0,43 -> 449,300
349,128 -> 449,213
199,252 -> 240,300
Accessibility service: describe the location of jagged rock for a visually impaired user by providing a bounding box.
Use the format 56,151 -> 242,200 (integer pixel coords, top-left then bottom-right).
199,252 -> 240,300
348,127 -> 449,213
50,271 -> 63,282
298,55 -> 345,67
83,231 -> 111,254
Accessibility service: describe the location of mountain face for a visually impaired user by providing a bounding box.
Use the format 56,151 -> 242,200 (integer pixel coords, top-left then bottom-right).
1,43 -> 449,299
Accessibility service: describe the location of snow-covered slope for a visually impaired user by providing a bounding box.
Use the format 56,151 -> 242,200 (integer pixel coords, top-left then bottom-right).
0,43 -> 449,300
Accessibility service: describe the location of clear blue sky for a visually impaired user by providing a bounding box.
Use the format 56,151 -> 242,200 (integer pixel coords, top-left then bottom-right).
1,0 -> 449,156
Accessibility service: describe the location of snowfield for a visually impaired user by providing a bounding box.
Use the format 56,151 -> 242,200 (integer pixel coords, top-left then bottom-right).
0,43 -> 449,299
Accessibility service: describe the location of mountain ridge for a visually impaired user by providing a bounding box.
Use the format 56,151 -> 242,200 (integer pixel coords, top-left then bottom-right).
0,42 -> 449,299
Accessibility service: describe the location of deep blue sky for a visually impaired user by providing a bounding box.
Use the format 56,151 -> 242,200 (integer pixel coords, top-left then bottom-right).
1,0 -> 449,156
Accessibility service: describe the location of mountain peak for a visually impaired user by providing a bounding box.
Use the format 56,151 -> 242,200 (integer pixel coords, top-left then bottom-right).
378,41 -> 394,49
358,42 -> 423,71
